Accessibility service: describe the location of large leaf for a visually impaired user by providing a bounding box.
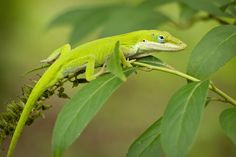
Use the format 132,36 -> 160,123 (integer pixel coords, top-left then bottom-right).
107,41 -> 126,81
217,0 -> 235,6
139,0 -> 175,8
161,80 -> 209,157
100,6 -> 169,37
49,4 -> 170,44
225,5 -> 236,17
126,118 -> 163,157
49,8 -> 92,27
66,6 -> 117,46
221,2 -> 236,17
52,68 -> 134,157
49,5 -> 118,28
218,0 -> 236,17
179,2 -> 197,26
68,10 -> 109,46
49,5 -> 118,45
219,108 -> 236,145
187,25 -> 236,79
180,0 -> 231,17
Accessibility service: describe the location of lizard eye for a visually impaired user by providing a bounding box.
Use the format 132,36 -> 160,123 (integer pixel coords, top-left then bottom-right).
157,35 -> 165,43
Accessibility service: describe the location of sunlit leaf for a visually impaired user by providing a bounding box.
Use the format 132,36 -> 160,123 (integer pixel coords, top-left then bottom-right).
127,118 -> 163,157
219,108 -> 236,145
187,25 -> 236,79
52,68 -> 134,157
161,80 -> 209,157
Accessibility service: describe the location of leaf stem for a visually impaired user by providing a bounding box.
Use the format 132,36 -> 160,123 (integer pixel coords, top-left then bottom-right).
133,62 -> 236,107
210,83 -> 236,106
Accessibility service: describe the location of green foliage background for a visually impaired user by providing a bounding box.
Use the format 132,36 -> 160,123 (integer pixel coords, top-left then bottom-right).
0,0 -> 236,156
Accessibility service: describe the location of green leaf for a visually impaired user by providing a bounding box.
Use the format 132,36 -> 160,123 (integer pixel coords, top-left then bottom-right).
127,118 -> 163,157
217,0 -> 236,16
228,6 -> 236,16
107,41 -> 126,81
219,108 -> 236,145
217,0 -> 234,6
48,5 -> 117,45
161,80 -> 209,157
139,0 -> 175,8
223,5 -> 236,17
49,5 -> 118,28
49,4 -> 169,43
49,8 -> 91,27
179,2 -> 197,26
100,6 -> 169,37
187,25 -> 236,79
68,11 -> 109,46
136,56 -> 170,68
52,68 -> 134,157
67,5 -> 117,46
180,0 -> 230,17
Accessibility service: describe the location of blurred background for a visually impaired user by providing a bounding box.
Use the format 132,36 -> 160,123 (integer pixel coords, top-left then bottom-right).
0,0 -> 236,156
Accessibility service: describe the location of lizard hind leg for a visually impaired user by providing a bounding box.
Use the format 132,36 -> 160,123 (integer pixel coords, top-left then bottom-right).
62,55 -> 98,82
40,44 -> 71,64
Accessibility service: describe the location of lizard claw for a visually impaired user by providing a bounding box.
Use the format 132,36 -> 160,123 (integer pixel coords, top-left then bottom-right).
123,59 -> 136,68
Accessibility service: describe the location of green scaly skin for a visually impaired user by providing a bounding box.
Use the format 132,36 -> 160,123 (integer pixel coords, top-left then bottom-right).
7,30 -> 187,157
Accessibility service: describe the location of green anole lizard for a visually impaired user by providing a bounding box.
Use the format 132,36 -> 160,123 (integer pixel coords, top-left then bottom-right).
7,30 -> 187,157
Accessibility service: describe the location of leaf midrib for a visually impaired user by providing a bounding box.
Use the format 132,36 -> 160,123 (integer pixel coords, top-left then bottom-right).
62,76 -> 116,142
139,134 -> 161,157
194,30 -> 236,75
175,83 -> 202,152
54,74 -> 120,152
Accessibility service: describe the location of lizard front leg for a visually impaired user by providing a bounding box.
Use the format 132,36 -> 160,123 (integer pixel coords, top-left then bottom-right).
41,44 -> 71,64
119,46 -> 135,68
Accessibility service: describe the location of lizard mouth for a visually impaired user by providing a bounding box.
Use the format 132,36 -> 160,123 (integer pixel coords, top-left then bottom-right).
137,41 -> 187,52
155,42 -> 187,51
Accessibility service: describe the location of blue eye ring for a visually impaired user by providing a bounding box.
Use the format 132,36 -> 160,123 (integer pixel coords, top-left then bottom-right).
158,35 -> 165,43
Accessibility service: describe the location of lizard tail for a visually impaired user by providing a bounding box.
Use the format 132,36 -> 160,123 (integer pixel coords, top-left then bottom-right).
6,63 -> 60,157
6,83 -> 45,157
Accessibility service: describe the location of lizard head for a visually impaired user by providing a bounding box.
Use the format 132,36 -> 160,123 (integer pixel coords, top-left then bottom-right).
135,30 -> 187,52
